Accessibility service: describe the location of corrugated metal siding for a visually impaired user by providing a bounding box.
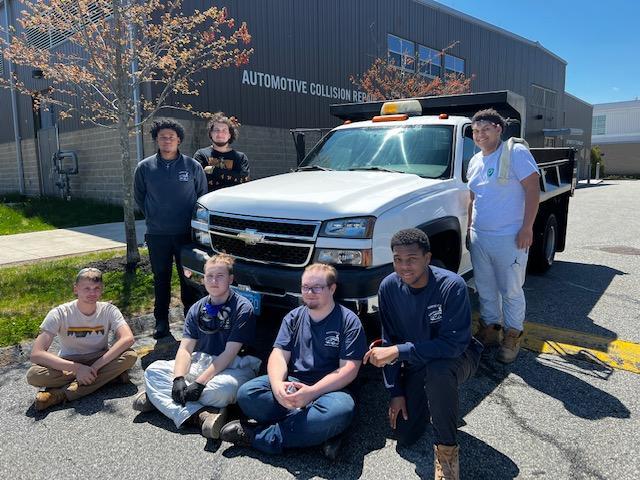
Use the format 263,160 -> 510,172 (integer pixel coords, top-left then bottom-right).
3,0 -> 569,145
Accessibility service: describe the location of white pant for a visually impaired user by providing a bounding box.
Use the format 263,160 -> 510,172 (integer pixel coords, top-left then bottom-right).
144,351 -> 261,428
469,230 -> 528,331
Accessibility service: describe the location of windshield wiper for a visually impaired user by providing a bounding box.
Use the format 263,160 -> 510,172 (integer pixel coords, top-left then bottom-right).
295,165 -> 334,171
348,166 -> 400,173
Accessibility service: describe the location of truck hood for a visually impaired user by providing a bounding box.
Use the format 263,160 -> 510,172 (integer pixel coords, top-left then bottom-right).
199,171 -> 443,220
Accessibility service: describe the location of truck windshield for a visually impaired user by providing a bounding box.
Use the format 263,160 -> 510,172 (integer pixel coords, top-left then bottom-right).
299,125 -> 454,178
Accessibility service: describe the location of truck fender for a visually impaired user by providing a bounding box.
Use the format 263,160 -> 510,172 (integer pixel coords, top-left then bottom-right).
414,216 -> 462,272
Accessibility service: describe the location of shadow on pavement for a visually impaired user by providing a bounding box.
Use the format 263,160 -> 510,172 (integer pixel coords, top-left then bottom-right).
25,381 -> 138,419
398,430 -> 519,479
524,260 -> 627,339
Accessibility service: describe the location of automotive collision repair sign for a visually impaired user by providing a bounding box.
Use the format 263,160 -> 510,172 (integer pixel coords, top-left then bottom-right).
241,69 -> 375,103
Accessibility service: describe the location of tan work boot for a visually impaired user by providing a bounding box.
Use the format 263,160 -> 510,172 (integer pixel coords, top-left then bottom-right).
475,319 -> 502,347
434,444 -> 459,480
35,389 -> 67,411
194,407 -> 228,439
132,391 -> 156,413
497,328 -> 523,364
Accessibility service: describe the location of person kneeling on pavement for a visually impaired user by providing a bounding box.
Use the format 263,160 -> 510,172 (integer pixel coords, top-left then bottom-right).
220,263 -> 367,458
364,229 -> 483,480
27,268 -> 137,411
133,254 -> 261,439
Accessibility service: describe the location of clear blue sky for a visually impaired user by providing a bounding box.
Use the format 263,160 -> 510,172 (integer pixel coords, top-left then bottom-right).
435,0 -> 640,105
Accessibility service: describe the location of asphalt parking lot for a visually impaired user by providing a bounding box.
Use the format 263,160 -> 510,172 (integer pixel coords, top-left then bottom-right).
1,180 -> 639,479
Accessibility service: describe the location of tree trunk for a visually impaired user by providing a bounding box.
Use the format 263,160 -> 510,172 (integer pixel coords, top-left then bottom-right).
113,0 -> 140,267
119,117 -> 140,267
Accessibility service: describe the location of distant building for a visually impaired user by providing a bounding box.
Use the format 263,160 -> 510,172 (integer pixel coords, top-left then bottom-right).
592,99 -> 640,176
0,0 -> 593,200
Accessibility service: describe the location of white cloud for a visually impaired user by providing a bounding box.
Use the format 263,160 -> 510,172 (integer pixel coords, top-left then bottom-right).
611,87 -> 620,92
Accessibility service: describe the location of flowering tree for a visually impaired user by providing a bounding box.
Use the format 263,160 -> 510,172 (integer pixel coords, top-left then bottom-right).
0,0 -> 252,266
351,43 -> 472,100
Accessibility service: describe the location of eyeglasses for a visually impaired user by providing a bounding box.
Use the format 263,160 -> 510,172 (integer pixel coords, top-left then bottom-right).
158,135 -> 179,142
301,285 -> 328,294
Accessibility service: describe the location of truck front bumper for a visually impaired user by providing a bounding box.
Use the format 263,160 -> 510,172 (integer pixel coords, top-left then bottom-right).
180,244 -> 392,302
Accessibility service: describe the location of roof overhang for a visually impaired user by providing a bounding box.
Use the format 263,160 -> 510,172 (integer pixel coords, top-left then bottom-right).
543,128 -> 584,137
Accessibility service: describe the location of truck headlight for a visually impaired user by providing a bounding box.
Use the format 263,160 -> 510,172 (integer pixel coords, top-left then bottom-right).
315,249 -> 372,266
319,217 -> 375,238
192,203 -> 209,230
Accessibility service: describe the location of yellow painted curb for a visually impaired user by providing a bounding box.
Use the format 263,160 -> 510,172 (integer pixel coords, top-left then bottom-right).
473,313 -> 640,374
522,322 -> 640,374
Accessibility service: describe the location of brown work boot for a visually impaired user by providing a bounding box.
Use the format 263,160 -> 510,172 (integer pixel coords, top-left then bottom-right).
132,391 -> 156,413
475,319 -> 502,347
191,407 -> 228,439
34,389 -> 67,411
434,444 -> 459,480
497,328 -> 523,364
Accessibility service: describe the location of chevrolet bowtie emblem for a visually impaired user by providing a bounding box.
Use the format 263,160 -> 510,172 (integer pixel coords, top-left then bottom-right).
237,229 -> 265,245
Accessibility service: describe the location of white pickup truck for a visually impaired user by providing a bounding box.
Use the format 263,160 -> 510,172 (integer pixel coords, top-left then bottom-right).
180,91 -> 576,315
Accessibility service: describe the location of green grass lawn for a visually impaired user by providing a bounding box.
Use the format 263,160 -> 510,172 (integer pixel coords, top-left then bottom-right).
0,193 -> 140,235
0,249 -> 179,347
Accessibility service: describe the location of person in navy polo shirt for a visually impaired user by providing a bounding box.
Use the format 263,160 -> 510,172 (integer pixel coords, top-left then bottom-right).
134,119 -> 207,339
220,263 -> 367,459
132,254 -> 260,439
364,229 -> 482,480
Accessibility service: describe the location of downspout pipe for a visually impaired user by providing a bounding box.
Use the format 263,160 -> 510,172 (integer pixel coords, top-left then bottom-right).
3,0 -> 26,194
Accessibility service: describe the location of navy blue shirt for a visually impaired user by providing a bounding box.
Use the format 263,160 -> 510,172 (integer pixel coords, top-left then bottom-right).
378,266 -> 472,397
134,152 -> 207,235
183,291 -> 255,356
273,304 -> 367,385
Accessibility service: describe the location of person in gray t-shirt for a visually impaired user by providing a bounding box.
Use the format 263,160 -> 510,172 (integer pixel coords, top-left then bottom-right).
134,119 -> 207,339
27,268 -> 137,411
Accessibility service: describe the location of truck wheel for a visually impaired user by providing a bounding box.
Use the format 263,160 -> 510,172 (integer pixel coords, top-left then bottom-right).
529,214 -> 558,274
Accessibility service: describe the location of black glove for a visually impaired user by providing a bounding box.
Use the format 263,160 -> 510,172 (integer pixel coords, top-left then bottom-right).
183,382 -> 206,403
172,376 -> 188,405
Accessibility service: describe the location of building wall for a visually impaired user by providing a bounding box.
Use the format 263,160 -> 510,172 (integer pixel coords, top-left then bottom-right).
563,93 -> 593,180
596,143 -> 640,176
1,0 -> 586,198
592,100 -> 640,176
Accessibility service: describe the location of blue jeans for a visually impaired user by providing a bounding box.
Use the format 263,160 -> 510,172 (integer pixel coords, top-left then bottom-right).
237,375 -> 355,455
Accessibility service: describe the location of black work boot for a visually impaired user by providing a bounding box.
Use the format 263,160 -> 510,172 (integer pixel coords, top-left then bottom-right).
152,320 -> 170,339
219,420 -> 255,447
322,434 -> 343,461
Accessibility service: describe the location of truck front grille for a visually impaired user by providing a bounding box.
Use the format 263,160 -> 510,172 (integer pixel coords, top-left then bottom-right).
210,233 -> 312,267
207,212 -> 321,267
210,214 -> 317,238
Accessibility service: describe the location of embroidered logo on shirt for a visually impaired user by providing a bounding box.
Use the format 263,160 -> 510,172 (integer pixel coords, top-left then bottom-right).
487,167 -> 495,177
324,331 -> 340,348
178,171 -> 190,182
426,304 -> 443,324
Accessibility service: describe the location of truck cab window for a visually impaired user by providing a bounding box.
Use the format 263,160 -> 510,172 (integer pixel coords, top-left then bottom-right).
462,124 -> 478,182
301,125 -> 454,179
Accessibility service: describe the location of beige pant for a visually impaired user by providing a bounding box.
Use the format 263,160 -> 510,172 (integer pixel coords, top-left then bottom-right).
26,349 -> 137,401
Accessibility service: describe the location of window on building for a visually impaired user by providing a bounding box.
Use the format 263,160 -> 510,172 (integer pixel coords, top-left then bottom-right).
592,115 -> 606,135
387,34 -> 415,72
417,45 -> 441,77
444,54 -> 465,75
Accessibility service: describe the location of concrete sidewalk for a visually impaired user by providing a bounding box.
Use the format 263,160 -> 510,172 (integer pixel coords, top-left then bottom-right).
0,220 -> 147,266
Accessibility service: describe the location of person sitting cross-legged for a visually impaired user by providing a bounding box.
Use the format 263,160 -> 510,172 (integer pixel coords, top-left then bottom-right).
27,267 -> 137,411
133,254 -> 260,439
220,263 -> 367,459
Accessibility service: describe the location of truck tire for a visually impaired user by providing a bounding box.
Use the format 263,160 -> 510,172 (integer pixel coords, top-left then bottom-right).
528,214 -> 558,274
